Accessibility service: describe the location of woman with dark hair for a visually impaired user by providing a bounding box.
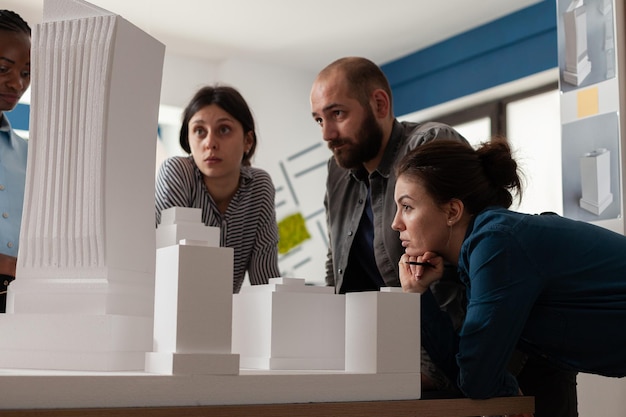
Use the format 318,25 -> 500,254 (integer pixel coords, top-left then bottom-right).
156,85 -> 280,293
0,9 -> 31,312
392,138 -> 626,412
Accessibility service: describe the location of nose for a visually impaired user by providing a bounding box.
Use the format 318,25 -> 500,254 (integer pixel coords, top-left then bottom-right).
391,209 -> 403,232
5,71 -> 27,94
203,131 -> 218,149
321,121 -> 339,142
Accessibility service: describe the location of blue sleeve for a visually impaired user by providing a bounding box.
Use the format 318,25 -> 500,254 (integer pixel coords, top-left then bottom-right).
457,232 -> 541,398
420,288 -> 460,385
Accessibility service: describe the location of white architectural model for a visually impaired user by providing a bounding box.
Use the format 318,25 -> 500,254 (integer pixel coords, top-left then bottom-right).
580,148 -> 613,215
0,0 -> 165,370
0,0 -> 422,408
233,281 -> 420,374
233,277 -> 346,370
161,207 -> 422,379
345,288 -> 420,374
563,0 -> 592,86
146,208 -> 239,375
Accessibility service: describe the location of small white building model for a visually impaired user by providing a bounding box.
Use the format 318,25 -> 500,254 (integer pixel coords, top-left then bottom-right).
345,288 -> 420,374
580,148 -> 613,215
233,277 -> 345,370
146,207 -> 239,375
563,0 -> 592,86
233,280 -> 421,378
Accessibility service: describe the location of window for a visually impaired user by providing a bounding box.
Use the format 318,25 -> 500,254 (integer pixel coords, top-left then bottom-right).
421,82 -> 562,215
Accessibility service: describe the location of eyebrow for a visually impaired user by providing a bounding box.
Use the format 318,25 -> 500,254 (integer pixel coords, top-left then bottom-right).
311,102 -> 342,118
0,57 -> 30,68
396,194 -> 414,204
190,116 -> 234,124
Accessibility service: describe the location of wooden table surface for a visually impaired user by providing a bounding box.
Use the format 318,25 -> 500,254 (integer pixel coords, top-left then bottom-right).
0,396 -> 534,417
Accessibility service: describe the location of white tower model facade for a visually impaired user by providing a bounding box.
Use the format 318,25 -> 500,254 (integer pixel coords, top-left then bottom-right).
0,0 -> 165,370
563,0 -> 592,85
579,148 -> 613,215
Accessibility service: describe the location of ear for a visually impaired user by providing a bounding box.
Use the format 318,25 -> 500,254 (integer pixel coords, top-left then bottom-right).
244,131 -> 254,152
370,89 -> 391,119
445,198 -> 465,226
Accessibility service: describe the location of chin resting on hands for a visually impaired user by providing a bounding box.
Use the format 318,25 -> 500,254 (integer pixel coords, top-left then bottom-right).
398,252 -> 443,294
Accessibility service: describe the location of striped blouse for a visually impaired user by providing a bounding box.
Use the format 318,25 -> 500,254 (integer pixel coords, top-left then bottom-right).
155,156 -> 280,293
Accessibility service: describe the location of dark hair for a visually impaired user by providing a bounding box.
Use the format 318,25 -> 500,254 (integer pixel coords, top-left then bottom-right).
396,138 -> 523,215
320,57 -> 393,113
0,10 -> 31,35
179,85 -> 257,166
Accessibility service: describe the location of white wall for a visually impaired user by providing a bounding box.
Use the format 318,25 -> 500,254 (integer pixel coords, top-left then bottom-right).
160,53 -> 219,109
578,374 -> 626,417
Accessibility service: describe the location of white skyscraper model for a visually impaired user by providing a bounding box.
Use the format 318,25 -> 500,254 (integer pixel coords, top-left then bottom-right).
0,0 -> 165,370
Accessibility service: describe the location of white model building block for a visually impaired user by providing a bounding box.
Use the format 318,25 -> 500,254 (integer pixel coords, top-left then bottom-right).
157,224 -> 220,249
145,240 -> 239,375
580,148 -> 613,215
160,206 -> 203,226
0,0 -> 165,371
345,288 -> 420,374
563,0 -> 592,86
156,207 -> 220,249
232,278 -> 345,370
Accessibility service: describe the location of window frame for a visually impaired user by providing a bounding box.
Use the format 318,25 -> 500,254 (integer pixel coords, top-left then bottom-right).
434,82 -> 558,137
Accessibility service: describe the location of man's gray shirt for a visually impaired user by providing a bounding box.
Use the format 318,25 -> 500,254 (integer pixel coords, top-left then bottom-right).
324,119 -> 467,327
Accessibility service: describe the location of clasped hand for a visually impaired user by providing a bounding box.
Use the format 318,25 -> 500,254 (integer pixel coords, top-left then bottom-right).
398,251 -> 443,294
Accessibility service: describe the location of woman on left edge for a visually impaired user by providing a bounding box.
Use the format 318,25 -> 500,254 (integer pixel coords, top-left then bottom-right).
0,10 -> 31,312
155,85 -> 280,294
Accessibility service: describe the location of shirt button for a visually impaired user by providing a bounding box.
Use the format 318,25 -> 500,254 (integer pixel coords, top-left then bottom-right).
7,242 -> 13,248
358,199 -> 363,204
2,213 -> 8,219
347,231 -> 353,236
338,268 -> 343,275
3,280 -> 8,287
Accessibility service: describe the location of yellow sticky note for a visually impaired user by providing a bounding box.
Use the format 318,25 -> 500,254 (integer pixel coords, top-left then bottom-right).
277,212 -> 311,254
577,87 -> 599,118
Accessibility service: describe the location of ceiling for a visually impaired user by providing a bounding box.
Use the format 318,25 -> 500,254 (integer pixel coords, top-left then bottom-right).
9,0 -> 541,72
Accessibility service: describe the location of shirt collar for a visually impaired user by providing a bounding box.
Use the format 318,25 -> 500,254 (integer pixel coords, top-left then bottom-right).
376,119 -> 403,178
239,165 -> 253,186
0,113 -> 11,132
0,114 -> 11,144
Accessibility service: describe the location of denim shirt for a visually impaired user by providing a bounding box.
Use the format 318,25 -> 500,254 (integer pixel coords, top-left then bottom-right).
452,208 -> 626,398
324,120 -> 466,301
0,114 -> 28,257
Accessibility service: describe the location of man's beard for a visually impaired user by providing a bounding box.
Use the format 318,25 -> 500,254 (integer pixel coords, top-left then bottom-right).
331,107 -> 383,170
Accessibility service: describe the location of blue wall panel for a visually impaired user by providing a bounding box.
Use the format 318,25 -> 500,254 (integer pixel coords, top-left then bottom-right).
382,0 -> 558,116
4,103 -> 30,131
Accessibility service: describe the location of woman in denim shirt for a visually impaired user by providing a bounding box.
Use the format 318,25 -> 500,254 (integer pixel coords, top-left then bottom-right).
392,138 -> 626,417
